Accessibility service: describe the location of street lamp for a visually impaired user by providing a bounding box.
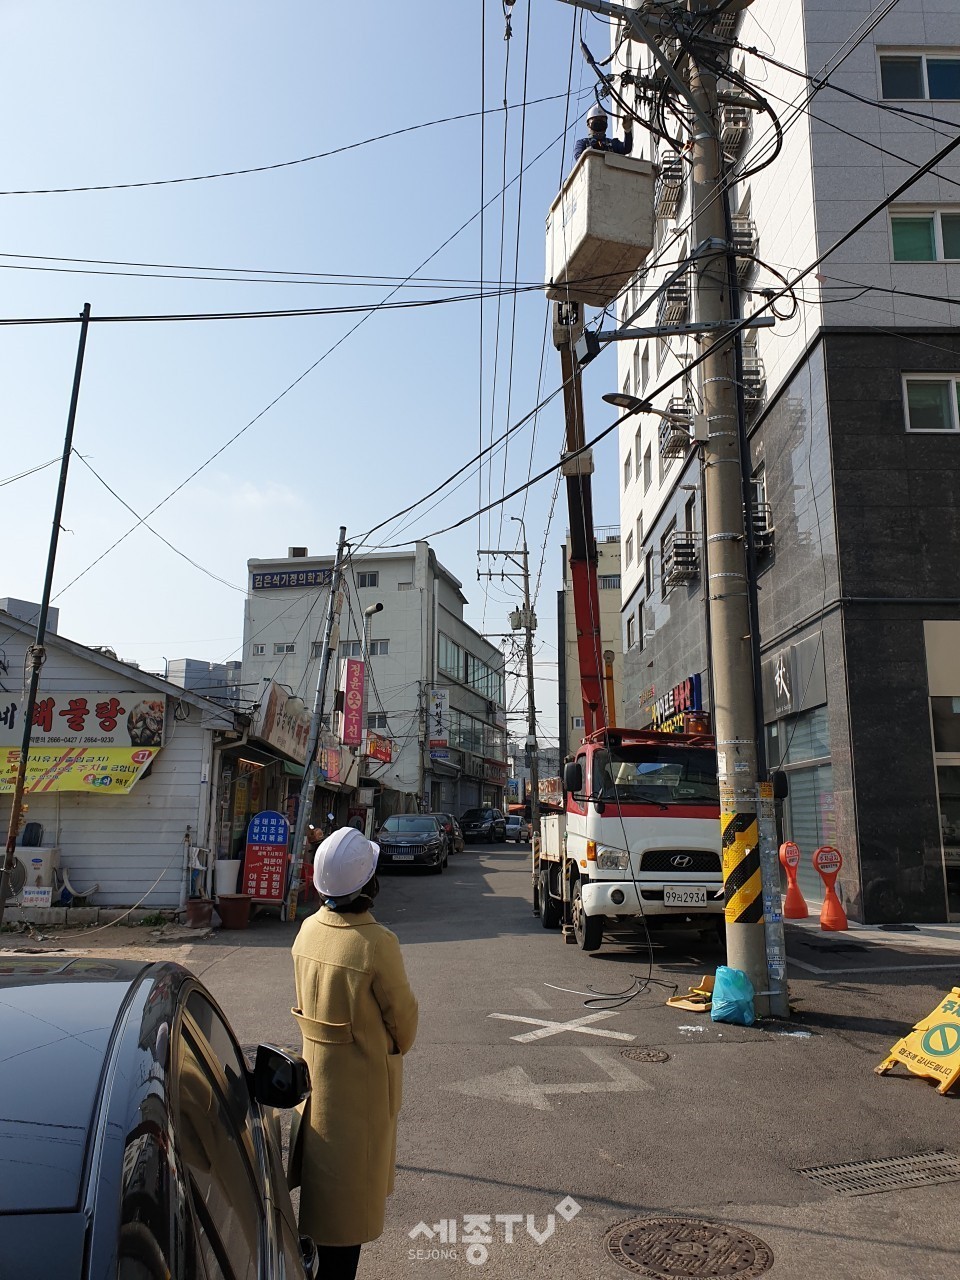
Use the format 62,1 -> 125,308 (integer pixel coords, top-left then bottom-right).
602,392 -> 686,420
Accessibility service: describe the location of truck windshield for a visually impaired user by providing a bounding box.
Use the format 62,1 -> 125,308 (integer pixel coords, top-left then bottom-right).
592,744 -> 718,805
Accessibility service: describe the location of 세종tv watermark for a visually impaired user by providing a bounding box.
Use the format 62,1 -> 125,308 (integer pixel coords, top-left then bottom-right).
408,1194 -> 581,1266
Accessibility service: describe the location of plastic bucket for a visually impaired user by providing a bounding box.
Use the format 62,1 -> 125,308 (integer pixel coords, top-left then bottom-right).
217,893 -> 252,930
214,859 -> 241,897
184,899 -> 213,929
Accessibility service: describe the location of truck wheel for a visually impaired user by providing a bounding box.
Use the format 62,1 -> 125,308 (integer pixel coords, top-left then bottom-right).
572,879 -> 602,952
539,869 -> 562,930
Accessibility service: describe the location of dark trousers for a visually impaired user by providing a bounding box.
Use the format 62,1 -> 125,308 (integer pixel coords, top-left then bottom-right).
315,1244 -> 362,1279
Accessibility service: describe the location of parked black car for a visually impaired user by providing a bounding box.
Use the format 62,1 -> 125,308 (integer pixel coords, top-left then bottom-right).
0,955 -> 316,1280
432,812 -> 465,855
460,807 -> 507,843
376,814 -> 448,872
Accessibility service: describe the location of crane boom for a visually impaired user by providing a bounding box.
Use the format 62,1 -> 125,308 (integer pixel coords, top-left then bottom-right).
553,300 -> 607,738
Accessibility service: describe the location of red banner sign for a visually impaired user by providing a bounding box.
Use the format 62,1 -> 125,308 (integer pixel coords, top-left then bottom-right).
339,659 -> 365,747
365,732 -> 392,762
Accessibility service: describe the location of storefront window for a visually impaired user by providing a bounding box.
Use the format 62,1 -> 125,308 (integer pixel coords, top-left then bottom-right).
936,765 -> 960,916
767,706 -> 834,903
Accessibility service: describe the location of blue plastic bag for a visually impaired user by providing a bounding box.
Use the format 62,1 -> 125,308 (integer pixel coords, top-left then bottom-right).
711,965 -> 756,1026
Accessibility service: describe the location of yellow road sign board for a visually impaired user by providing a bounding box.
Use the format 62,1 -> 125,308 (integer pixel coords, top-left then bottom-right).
876,988 -> 960,1095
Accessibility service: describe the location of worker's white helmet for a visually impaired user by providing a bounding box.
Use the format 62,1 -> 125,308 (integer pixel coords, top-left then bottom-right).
586,103 -> 608,127
313,826 -> 379,899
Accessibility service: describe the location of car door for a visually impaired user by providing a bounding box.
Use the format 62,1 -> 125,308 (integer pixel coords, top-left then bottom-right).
173,990 -> 304,1279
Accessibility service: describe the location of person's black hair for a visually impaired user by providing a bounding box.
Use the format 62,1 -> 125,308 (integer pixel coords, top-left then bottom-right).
329,874 -> 380,914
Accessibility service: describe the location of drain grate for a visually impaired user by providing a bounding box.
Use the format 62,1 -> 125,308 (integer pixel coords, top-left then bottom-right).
798,1150 -> 960,1197
622,1047 -> 670,1064
604,1217 -> 774,1277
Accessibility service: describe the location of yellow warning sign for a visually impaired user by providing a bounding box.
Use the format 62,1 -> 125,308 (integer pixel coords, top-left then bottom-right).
875,988 -> 960,1096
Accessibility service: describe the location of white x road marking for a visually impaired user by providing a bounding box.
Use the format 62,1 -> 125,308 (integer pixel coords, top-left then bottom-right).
488,1010 -> 636,1043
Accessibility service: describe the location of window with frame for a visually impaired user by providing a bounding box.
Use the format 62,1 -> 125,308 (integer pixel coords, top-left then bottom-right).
636,513 -> 643,549
368,712 -> 389,730
572,716 -> 585,730
641,343 -> 650,391
357,571 -> 379,588
891,209 -> 960,261
633,343 -> 641,391
369,639 -> 389,656
643,445 -> 653,493
623,451 -> 632,490
273,642 -> 295,655
880,54 -> 960,100
397,581 -> 413,590
657,335 -> 669,369
660,519 -> 676,599
339,640 -> 362,658
625,531 -> 634,566
626,613 -> 636,649
684,493 -> 697,533
311,640 -> 324,658
598,574 -> 622,590
903,376 -> 960,432
634,427 -> 643,478
252,643 -> 265,656
644,549 -> 654,598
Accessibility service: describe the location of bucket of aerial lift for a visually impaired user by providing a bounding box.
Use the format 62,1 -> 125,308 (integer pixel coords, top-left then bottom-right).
545,149 -> 655,311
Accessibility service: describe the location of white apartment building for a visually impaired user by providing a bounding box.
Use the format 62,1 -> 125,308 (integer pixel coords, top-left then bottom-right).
241,542 -> 507,814
610,0 -> 960,922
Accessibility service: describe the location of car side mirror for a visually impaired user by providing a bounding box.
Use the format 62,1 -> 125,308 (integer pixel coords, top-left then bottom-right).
563,761 -> 582,795
300,1236 -> 320,1280
253,1044 -> 310,1109
770,769 -> 789,800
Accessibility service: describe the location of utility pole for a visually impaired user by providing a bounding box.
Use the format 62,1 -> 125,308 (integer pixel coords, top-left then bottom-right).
477,521 -> 540,842
285,525 -> 348,919
687,1 -> 787,1016
0,304 -> 91,929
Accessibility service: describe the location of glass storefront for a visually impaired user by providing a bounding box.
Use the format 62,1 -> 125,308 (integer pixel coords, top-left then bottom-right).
931,696 -> 960,919
767,705 -> 837,905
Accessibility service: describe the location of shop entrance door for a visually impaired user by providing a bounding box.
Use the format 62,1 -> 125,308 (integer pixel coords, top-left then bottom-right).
935,757 -> 960,922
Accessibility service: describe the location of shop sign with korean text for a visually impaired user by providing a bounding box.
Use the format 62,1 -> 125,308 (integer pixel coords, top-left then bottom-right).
339,659 -> 365,747
365,732 -> 392,763
0,692 -> 166,748
251,681 -> 312,763
242,810 -> 290,901
0,745 -> 158,794
428,687 -> 448,748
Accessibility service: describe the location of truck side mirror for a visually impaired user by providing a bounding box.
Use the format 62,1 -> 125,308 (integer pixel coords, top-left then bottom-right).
770,769 -> 789,800
563,761 -> 582,795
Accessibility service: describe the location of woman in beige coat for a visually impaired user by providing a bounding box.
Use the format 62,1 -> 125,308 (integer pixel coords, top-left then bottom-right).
292,826 -> 418,1280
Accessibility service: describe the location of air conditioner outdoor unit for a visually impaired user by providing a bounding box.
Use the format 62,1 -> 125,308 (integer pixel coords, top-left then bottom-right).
657,276 -> 690,326
721,103 -> 751,155
2,847 -> 60,902
654,153 -> 684,220
742,355 -> 766,412
659,398 -> 694,459
664,532 -> 700,587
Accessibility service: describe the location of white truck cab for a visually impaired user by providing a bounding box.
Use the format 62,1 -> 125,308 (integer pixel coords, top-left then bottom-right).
536,729 -> 723,951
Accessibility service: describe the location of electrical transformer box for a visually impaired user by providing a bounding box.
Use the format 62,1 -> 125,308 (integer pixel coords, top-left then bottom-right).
545,150 -> 655,310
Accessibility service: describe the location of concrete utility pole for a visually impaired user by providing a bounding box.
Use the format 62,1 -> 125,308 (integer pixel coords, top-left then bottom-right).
0,304 -> 91,929
687,1 -> 786,1015
285,525 -> 348,918
477,524 -> 540,841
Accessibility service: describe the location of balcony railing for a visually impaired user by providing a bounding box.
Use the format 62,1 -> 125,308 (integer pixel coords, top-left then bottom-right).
657,275 -> 690,326
659,398 -> 694,459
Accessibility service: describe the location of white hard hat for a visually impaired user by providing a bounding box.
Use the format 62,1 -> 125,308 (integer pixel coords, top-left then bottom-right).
313,826 -> 379,898
586,103 -> 608,124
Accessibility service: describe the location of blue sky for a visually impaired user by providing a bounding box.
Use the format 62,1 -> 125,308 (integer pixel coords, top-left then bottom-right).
1,1 -> 625,743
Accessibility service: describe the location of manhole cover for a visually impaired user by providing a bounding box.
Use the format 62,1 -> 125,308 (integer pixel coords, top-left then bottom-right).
798,1150 -> 960,1197
622,1047 -> 670,1063
605,1217 -> 774,1277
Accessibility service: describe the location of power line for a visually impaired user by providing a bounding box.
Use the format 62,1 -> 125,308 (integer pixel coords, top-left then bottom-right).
0,92 -> 579,197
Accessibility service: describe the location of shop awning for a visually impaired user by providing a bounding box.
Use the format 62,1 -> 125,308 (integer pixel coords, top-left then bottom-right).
0,746 -> 159,795
282,761 -> 305,778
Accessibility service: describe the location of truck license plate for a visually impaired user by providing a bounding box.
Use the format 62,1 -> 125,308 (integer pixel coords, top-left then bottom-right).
392,854 -> 415,861
664,885 -> 707,907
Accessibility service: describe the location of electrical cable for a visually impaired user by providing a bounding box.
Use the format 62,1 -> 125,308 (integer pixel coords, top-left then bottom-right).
0,456 -> 62,487
0,93 -> 580,197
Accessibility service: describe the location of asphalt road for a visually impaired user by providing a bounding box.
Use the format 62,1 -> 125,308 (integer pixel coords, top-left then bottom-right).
178,841 -> 959,1280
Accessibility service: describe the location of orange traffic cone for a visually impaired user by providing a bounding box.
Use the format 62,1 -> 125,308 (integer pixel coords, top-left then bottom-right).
779,842 -> 808,919
813,845 -> 848,931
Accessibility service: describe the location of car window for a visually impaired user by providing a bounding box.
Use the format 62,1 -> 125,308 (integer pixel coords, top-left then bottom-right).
176,1029 -> 264,1280
185,992 -> 252,1130
460,809 -> 483,821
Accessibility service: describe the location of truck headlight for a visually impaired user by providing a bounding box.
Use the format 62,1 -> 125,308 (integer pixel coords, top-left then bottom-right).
596,846 -> 629,871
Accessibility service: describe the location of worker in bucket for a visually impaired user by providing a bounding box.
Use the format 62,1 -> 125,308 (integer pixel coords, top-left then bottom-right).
290,826 -> 419,1280
573,102 -> 633,161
